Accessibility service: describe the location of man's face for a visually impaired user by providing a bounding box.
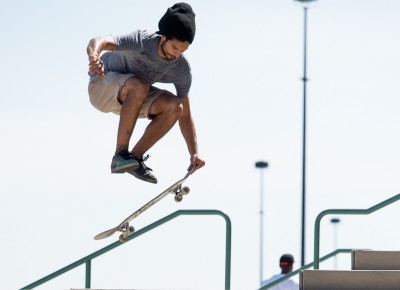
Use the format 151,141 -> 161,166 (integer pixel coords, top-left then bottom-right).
160,37 -> 190,60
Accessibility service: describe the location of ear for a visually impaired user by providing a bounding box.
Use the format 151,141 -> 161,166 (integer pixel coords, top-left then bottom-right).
160,35 -> 167,43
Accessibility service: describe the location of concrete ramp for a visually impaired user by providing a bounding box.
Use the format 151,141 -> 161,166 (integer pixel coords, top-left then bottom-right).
352,250 -> 400,270
300,270 -> 400,290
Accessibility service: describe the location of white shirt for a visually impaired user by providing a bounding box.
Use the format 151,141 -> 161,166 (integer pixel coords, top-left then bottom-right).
261,274 -> 299,290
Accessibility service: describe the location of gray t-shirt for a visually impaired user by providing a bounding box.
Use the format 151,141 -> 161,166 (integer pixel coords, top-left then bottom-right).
100,29 -> 192,98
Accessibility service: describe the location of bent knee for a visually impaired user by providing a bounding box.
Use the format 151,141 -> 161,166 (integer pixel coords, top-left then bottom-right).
151,93 -> 183,117
164,94 -> 183,116
118,77 -> 150,102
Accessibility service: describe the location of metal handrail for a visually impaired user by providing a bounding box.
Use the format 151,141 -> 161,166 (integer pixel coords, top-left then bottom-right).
314,193 -> 400,269
20,209 -> 232,290
258,248 -> 352,289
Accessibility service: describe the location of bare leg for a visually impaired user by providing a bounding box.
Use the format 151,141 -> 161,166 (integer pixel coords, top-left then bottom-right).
116,77 -> 150,154
132,92 -> 183,157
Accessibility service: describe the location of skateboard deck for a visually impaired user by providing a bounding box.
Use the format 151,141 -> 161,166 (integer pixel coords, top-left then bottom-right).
94,169 -> 193,242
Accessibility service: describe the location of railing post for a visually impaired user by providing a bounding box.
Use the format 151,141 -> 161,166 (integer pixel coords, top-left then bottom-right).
85,260 -> 91,288
314,213 -> 322,269
224,213 -> 232,290
313,194 -> 400,269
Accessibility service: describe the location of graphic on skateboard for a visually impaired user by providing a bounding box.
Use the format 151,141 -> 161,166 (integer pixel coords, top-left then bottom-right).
94,169 -> 193,242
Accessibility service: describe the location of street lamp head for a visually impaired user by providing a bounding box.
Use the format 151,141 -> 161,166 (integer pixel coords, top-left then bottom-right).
294,0 -> 318,7
255,161 -> 269,169
331,218 -> 340,224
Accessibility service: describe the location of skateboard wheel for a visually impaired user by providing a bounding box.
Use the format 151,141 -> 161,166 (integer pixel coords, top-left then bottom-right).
119,234 -> 127,243
182,186 -> 190,194
174,194 -> 183,202
128,226 -> 135,234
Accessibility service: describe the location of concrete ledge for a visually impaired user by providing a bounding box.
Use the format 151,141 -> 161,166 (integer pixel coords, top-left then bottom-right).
300,270 -> 400,290
352,250 -> 400,270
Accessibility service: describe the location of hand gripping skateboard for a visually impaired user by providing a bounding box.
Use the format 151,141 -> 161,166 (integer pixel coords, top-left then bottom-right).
94,169 -> 193,243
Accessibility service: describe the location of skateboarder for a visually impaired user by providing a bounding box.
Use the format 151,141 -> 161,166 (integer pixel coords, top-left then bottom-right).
87,3 -> 205,184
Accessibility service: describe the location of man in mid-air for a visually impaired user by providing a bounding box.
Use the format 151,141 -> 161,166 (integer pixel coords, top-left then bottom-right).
87,3 -> 205,184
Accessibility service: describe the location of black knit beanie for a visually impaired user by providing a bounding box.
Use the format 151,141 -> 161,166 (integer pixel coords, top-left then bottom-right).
157,3 -> 196,44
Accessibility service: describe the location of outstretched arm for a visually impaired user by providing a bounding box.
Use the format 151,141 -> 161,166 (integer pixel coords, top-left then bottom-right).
86,36 -> 116,78
179,97 -> 205,173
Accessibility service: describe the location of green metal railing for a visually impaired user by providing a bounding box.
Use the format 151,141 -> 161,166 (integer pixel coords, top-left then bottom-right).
259,193 -> 400,289
20,209 -> 232,290
258,248 -> 353,289
314,193 -> 400,269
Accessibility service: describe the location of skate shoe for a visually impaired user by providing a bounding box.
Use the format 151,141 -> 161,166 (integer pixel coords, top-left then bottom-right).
127,154 -> 158,184
111,150 -> 139,173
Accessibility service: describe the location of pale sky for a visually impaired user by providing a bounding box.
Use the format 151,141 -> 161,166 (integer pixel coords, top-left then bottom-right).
1,0 -> 400,289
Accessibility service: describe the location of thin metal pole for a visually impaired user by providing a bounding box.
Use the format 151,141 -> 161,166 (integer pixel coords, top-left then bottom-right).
330,218 -> 340,269
301,5 -> 309,267
260,169 -> 264,285
333,224 -> 338,269
255,161 -> 268,286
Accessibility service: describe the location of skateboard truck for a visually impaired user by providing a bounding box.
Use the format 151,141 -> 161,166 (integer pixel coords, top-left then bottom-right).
173,185 -> 190,202
119,222 -> 135,243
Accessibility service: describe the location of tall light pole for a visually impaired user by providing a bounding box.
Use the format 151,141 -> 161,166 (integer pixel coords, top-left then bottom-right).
294,0 -> 317,267
331,218 -> 341,269
255,161 -> 269,285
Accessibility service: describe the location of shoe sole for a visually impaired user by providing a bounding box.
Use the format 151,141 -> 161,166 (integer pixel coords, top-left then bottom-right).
111,162 -> 140,173
126,170 -> 158,184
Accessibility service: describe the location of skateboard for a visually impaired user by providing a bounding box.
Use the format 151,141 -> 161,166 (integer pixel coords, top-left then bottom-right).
94,169 -> 193,243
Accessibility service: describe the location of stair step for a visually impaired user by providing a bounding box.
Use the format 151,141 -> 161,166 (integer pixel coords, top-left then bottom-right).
352,250 -> 400,270
300,270 -> 400,290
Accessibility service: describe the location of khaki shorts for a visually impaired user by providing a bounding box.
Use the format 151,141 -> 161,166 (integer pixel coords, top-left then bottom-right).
88,72 -> 167,118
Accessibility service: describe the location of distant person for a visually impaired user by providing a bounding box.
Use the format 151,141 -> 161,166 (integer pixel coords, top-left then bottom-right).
261,254 -> 299,290
86,3 -> 205,184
